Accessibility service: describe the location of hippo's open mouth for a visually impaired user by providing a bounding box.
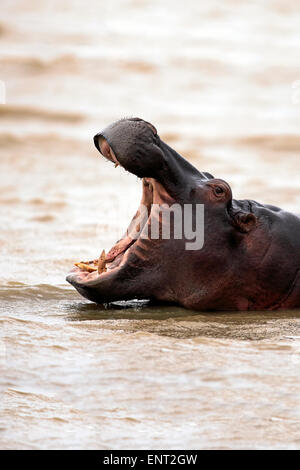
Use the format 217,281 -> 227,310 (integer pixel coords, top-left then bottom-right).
68,174 -> 156,285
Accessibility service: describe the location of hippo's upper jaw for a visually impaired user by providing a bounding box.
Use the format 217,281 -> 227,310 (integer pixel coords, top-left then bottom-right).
93,117 -> 214,198
66,118 -> 300,311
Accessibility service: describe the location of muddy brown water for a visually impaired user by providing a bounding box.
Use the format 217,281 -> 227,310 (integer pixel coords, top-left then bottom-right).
0,0 -> 300,449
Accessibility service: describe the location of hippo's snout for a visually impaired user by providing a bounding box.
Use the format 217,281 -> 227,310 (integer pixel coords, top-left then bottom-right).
93,117 -> 210,197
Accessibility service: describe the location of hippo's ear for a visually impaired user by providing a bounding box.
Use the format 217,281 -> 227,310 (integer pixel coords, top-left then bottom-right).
230,211 -> 257,233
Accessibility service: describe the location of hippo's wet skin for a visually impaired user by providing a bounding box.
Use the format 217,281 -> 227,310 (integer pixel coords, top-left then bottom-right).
66,118 -> 300,311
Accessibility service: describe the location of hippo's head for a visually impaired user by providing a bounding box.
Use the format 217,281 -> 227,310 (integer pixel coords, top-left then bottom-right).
66,117 -> 280,311
67,118 -> 298,310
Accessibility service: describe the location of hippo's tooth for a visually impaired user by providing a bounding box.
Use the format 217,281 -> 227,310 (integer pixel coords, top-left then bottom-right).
98,249 -> 107,274
75,262 -> 97,273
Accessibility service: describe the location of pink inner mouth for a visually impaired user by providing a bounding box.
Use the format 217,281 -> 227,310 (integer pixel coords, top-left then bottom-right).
72,178 -> 154,283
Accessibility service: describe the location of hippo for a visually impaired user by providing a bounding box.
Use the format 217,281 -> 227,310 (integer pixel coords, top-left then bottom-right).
66,118 -> 300,311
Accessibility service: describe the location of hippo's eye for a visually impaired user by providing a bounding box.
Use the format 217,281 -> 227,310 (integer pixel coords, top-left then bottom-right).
214,186 -> 225,196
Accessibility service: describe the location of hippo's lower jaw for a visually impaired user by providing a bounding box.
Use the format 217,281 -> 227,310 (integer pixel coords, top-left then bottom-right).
66,118 -> 300,311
